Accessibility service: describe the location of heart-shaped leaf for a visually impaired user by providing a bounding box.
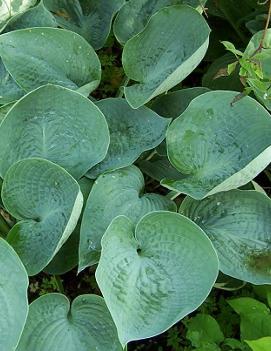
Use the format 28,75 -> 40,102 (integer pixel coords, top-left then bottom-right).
96,211 -> 219,346
164,91 -> 271,199
0,84 -> 109,179
114,0 -> 207,44
0,27 -> 101,94
79,165 -> 176,270
44,177 -> 94,275
0,0 -> 36,30
44,0 -> 125,49
3,1 -> 57,33
87,97 -> 169,178
122,5 -> 210,108
0,58 -> 24,104
16,293 -> 122,351
2,158 -> 83,275
0,238 -> 28,351
179,190 -> 271,284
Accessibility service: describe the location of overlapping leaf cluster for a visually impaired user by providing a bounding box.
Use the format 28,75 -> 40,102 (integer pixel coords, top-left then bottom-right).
0,0 -> 270,350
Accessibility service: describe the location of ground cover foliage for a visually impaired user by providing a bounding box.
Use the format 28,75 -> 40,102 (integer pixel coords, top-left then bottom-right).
0,0 -> 271,350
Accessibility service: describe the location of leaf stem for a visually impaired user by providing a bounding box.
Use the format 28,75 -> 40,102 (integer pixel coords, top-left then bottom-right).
54,275 -> 65,294
216,1 -> 247,44
0,214 -> 10,237
116,76 -> 130,98
254,0 -> 271,54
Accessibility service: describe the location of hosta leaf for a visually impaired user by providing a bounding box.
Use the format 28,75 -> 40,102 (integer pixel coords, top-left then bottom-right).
17,293 -> 122,351
44,0 -> 124,49
3,1 -> 57,32
0,0 -> 36,29
87,98 -> 169,178
0,27 -> 101,94
180,190 -> 271,284
96,212 -> 219,346
164,91 -> 271,199
0,58 -> 24,104
114,0 -> 207,45
1,158 -> 83,275
151,87 -> 209,118
44,177 -> 94,275
79,165 -> 176,270
122,5 -> 210,108
0,238 -> 28,351
0,84 -> 109,179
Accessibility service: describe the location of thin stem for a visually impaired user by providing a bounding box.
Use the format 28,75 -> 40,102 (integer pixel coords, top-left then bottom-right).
54,276 -> 64,294
145,150 -> 157,161
166,190 -> 182,201
216,1 -> 247,44
0,214 -> 10,237
116,76 -> 130,98
257,0 -> 271,51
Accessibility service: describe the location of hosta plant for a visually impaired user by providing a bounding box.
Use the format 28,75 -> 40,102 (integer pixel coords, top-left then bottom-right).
0,0 -> 270,350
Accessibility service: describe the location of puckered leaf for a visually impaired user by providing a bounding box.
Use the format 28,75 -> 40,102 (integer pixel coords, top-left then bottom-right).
122,5 -> 210,108
2,158 -> 83,275
0,27 -> 101,94
0,84 -> 109,179
44,0 -> 124,49
87,97 -> 169,178
164,91 -> 271,199
96,211 -> 218,346
180,190 -> 271,284
114,0 -> 207,44
79,165 -> 176,270
17,294 -> 122,351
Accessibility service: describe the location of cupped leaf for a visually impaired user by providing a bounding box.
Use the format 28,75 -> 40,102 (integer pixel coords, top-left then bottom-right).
0,58 -> 24,104
96,211 -> 219,346
43,0 -> 124,49
114,0 -> 206,45
44,177 -> 94,275
0,84 -> 109,179
180,190 -> 271,284
0,0 -> 36,29
165,91 -> 271,199
122,5 -> 210,108
0,27 -> 101,94
87,97 -> 169,178
1,158 -> 83,275
3,1 -> 57,32
17,293 -> 122,351
0,238 -> 28,351
79,165 -> 176,270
